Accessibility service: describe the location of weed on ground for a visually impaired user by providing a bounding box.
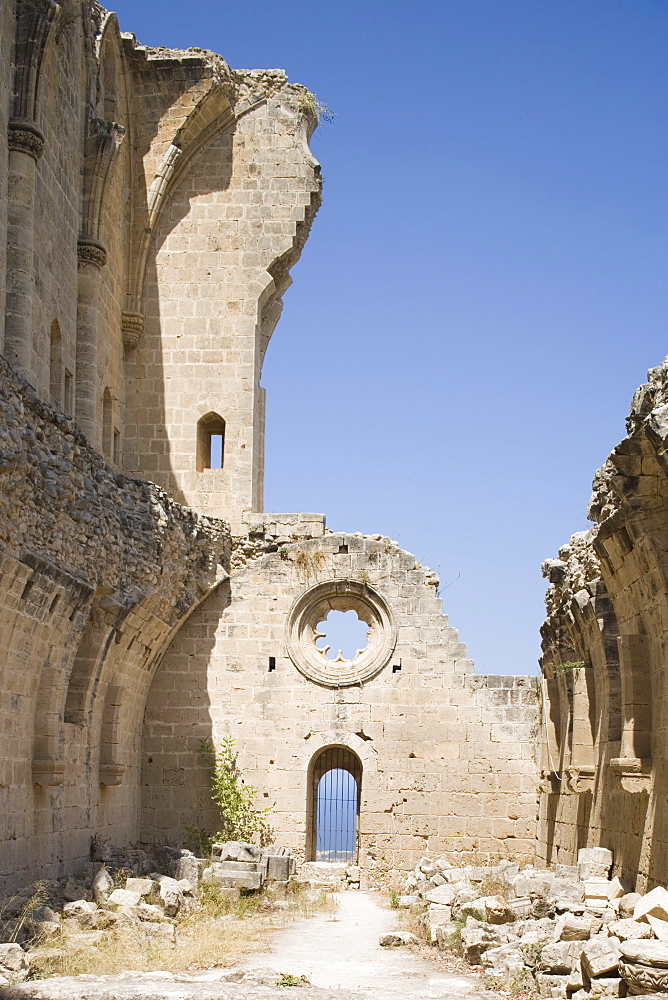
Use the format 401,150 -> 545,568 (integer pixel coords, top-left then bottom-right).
24,882 -> 335,981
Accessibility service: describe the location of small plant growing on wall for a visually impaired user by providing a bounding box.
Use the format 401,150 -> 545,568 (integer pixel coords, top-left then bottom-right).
199,737 -> 272,845
553,660 -> 587,676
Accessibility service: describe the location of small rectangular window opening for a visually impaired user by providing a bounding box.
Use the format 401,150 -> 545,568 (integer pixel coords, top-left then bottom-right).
209,432 -> 223,470
392,663 -> 402,673
197,414 -> 226,471
268,656 -> 276,672
338,544 -> 349,554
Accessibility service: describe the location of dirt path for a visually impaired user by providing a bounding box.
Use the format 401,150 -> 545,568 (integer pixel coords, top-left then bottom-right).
242,891 -> 494,1000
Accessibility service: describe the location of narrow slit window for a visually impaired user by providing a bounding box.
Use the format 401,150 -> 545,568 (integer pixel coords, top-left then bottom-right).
49,320 -> 62,405
268,656 -> 276,672
64,370 -> 74,415
113,428 -> 120,465
102,388 -> 112,459
197,413 -> 226,472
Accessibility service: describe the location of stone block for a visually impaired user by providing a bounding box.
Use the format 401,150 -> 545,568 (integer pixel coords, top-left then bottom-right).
647,914 -> 668,942
0,944 -> 30,973
607,917 -> 653,941
618,893 -> 642,919
578,848 -> 613,881
424,883 -> 457,905
584,879 -> 614,908
62,900 -> 97,917
548,877 -> 585,912
212,840 -> 262,862
581,935 -> 621,978
619,939 -> 668,996
266,855 -> 292,881
634,885 -> 668,923
212,860 -> 261,873
379,931 -> 418,946
175,853 -> 200,886
586,977 -> 626,998
125,877 -> 156,898
480,944 -> 525,979
554,913 -> 591,941
508,895 -> 532,919
539,941 -> 583,974
534,972 -> 569,997
461,923 -> 503,963
202,865 -> 262,890
107,889 -> 142,907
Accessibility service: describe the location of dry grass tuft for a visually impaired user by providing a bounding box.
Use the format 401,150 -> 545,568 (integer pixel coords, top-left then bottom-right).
26,883 -> 335,981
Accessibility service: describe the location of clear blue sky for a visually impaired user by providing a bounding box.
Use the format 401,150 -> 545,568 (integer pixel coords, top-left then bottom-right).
111,0 -> 668,674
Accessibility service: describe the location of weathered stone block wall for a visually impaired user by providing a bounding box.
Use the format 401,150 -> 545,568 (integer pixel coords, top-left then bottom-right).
0,0 -> 11,339
143,529 -> 539,873
30,9 -> 85,410
0,358 -> 229,895
538,355 -> 668,891
124,66 -> 321,529
2,2 -> 320,491
0,2 -> 325,893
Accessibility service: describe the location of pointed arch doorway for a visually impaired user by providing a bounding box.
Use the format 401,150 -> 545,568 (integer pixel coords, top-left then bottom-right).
307,746 -> 362,862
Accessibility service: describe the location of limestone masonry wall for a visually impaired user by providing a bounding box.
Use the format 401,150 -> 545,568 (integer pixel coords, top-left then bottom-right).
0,0 -> 544,896
538,356 -> 668,891
0,355 -> 229,894
143,530 -> 539,874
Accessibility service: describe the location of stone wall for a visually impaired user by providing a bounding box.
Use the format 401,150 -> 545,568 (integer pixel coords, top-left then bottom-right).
1,1 -> 542,895
0,0 -> 323,893
0,356 -> 229,895
124,58 -> 322,529
538,355 -> 668,891
2,1 -> 321,514
0,0 -> 10,342
142,528 -> 539,874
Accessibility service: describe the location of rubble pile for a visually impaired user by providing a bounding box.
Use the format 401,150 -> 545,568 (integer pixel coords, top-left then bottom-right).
398,848 -> 668,997
0,842 -> 296,988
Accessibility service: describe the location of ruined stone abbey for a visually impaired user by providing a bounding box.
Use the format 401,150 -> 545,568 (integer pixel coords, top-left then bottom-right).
0,0 -> 665,902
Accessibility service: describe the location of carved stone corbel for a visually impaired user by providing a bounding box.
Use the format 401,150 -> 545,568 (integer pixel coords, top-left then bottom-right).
565,764 -> 596,794
539,768 -> 561,793
610,757 -> 652,793
121,312 -> 144,351
99,763 -> 125,786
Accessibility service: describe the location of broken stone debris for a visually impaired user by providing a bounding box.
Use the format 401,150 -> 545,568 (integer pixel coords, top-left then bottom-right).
397,846 -> 668,997
0,841 -> 301,987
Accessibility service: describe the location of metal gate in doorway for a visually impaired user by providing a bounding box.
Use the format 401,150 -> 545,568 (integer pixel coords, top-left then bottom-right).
310,746 -> 361,863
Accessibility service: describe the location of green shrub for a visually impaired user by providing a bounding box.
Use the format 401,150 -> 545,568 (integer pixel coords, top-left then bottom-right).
198,737 -> 271,844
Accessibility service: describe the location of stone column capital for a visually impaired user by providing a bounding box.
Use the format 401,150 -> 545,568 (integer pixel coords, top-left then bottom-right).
8,118 -> 45,159
77,236 -> 107,268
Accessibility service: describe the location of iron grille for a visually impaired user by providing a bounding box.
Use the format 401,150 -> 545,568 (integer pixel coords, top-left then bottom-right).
313,746 -> 361,863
